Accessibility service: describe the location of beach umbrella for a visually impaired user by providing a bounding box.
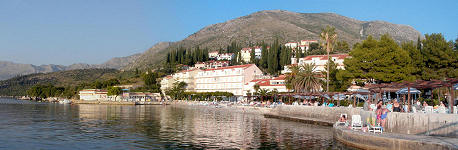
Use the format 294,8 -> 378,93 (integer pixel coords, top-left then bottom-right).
332,94 -> 346,100
396,88 -> 421,95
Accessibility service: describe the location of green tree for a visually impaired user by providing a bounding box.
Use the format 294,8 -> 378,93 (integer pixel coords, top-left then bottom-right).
260,42 -> 269,69
286,63 -> 322,93
165,81 -> 187,100
402,41 -> 423,79
107,86 -> 122,100
320,25 -> 337,92
334,40 -> 350,53
142,72 -> 158,89
345,35 -> 415,82
323,59 -> 353,92
250,47 -> 256,63
420,33 -> 458,79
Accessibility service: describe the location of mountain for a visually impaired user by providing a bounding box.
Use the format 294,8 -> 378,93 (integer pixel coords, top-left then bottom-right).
0,53 -> 140,80
0,68 -> 121,96
124,10 -> 422,70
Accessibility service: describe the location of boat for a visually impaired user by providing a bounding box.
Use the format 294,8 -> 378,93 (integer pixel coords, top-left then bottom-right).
58,99 -> 72,104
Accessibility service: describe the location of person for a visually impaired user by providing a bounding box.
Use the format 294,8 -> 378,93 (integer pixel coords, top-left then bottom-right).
376,100 -> 383,124
364,100 -> 372,111
376,100 -> 388,129
423,101 -> 429,107
393,100 -> 402,112
415,101 -> 422,111
386,100 -> 393,112
440,101 -> 446,107
339,115 -> 347,123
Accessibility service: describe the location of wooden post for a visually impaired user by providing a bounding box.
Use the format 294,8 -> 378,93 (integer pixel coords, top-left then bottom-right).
403,95 -> 406,105
353,94 -> 356,108
438,88 -> 440,103
407,87 -> 411,113
337,93 -> 340,106
449,86 -> 454,113
321,96 -> 324,105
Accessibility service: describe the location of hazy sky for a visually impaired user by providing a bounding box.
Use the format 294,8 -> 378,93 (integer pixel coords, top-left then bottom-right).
1,0 -> 457,65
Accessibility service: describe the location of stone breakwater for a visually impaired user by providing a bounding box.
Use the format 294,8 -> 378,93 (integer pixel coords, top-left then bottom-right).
269,105 -> 458,138
265,105 -> 458,150
333,125 -> 458,150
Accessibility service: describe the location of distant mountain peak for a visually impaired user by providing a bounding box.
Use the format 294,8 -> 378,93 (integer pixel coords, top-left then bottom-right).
124,10 -> 421,70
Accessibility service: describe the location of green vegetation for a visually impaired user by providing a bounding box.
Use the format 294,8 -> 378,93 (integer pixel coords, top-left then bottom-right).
107,86 -> 122,100
345,34 -> 415,82
419,33 -> 458,80
165,81 -> 187,100
285,63 -> 322,93
320,25 -> 338,92
0,69 -> 138,97
345,33 -> 457,83
182,91 -> 234,101
324,60 -> 353,92
166,46 -> 209,66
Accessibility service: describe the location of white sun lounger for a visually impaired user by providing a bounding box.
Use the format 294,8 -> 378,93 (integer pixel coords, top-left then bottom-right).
351,115 -> 362,130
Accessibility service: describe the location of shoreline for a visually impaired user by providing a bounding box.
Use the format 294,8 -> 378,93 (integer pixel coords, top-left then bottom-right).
170,101 -> 458,150
2,98 -> 456,149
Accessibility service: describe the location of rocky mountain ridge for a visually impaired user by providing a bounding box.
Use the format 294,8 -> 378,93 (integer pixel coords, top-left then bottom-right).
123,10 -> 422,70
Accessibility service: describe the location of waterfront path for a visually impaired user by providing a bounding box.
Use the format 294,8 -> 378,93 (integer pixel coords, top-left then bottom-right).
334,125 -> 458,150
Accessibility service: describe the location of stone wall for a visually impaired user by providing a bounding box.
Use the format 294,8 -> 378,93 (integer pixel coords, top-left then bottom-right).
387,112 -> 458,138
272,105 -> 458,138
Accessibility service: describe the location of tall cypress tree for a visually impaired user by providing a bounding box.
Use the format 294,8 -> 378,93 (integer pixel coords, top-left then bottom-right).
250,47 -> 256,63
260,42 -> 268,69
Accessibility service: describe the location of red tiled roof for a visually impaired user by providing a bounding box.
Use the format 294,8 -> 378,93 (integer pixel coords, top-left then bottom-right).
251,79 -> 285,86
81,89 -> 108,92
204,64 -> 254,71
241,47 -> 252,51
302,54 -> 349,60
179,68 -> 200,73
273,75 -> 286,80
301,40 -> 318,42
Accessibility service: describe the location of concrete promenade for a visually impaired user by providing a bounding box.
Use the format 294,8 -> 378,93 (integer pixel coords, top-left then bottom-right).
334,125 -> 457,150
72,100 -> 135,105
267,105 -> 458,149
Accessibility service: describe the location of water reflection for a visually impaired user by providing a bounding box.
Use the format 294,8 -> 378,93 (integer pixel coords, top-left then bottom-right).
0,98 -> 354,149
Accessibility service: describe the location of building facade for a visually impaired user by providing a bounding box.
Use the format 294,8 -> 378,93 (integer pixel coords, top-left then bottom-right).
171,69 -> 201,92
195,64 -> 263,96
79,89 -> 108,101
122,92 -> 161,102
283,54 -> 350,73
209,51 -> 219,59
243,75 -> 289,96
194,60 -> 229,69
216,53 -> 235,61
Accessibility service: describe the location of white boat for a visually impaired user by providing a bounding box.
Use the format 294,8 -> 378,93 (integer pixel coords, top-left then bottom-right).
58,99 -> 72,104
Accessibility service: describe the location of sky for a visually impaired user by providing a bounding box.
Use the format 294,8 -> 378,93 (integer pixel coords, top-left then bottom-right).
0,0 -> 457,66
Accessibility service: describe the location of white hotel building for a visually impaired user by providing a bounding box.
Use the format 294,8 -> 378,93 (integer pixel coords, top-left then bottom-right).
283,54 -> 350,74
195,64 -> 263,96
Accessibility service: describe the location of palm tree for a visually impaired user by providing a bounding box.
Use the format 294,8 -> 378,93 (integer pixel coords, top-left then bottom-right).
290,63 -> 322,93
320,25 -> 337,92
285,65 -> 300,91
256,89 -> 270,102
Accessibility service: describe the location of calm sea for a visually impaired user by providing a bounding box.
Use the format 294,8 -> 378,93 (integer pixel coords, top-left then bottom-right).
0,98 -> 355,149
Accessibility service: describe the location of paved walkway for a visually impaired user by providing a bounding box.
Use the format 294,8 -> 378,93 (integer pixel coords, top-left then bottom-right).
334,125 -> 458,150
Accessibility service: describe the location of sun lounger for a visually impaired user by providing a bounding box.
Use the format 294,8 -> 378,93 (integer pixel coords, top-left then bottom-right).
351,115 -> 362,130
454,106 -> 457,114
425,106 -> 433,113
438,106 -> 447,113
337,114 -> 347,125
412,107 -> 417,113
367,123 -> 382,133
